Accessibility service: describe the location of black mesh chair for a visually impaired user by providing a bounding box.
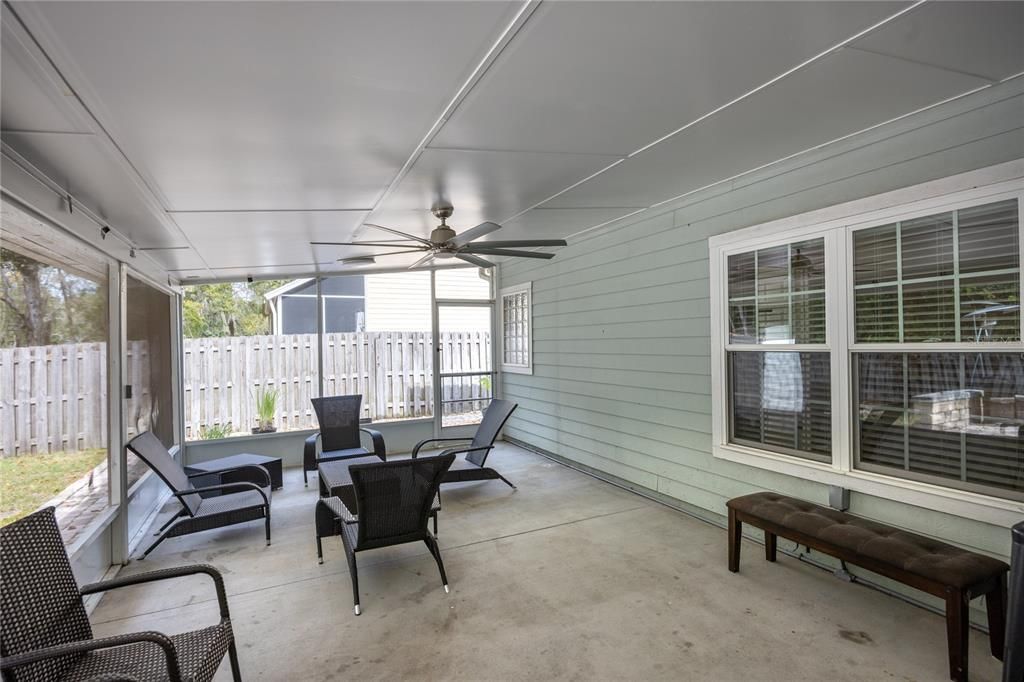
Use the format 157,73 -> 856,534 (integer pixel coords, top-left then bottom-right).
304,395 -> 386,486
127,431 -> 271,559
314,453 -> 455,615
0,507 -> 241,682
411,399 -> 518,488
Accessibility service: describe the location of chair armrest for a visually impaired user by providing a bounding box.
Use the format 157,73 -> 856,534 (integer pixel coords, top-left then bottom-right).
439,445 -> 493,460
360,427 -> 386,461
304,432 -> 321,473
411,437 -> 472,458
176,481 -> 270,507
0,632 -> 182,681
81,564 -> 232,620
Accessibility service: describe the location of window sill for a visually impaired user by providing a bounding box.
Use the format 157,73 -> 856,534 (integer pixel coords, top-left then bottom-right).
502,365 -> 533,375
713,441 -> 1024,527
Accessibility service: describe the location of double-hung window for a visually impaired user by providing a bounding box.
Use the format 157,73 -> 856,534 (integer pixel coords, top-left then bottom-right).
710,165 -> 1023,522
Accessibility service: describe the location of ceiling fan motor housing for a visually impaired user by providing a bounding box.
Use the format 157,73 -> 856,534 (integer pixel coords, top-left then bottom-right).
430,225 -> 457,243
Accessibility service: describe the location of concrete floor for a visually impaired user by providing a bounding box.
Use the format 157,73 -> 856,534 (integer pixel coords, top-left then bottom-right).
91,443 -> 1003,681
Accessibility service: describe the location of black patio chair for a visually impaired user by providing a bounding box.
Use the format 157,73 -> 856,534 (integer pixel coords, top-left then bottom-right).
314,453 -> 455,615
304,394 -> 386,486
0,507 -> 241,682
411,399 -> 518,488
127,431 -> 271,559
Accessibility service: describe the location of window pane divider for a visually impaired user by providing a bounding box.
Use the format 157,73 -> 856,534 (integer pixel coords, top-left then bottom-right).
726,344 -> 829,352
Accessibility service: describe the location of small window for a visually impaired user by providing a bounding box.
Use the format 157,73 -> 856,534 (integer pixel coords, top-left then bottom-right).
500,283 -> 532,374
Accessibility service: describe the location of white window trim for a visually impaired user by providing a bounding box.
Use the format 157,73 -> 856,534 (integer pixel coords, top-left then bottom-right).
709,160 -> 1024,527
499,281 -> 533,375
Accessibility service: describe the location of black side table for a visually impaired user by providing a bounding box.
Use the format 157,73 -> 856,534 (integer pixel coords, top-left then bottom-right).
185,453 -> 284,493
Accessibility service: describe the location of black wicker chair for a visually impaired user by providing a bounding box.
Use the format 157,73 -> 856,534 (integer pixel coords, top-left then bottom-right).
0,507 -> 241,682
314,453 -> 455,615
127,431 -> 271,559
304,395 -> 386,486
411,399 -> 518,488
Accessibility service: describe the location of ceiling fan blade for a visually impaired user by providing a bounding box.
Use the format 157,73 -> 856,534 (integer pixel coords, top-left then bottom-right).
462,239 -> 567,248
454,253 -> 496,269
459,248 -> 555,260
447,221 -> 502,248
363,223 -> 433,245
312,241 -> 423,248
408,253 -> 437,270
339,248 -> 427,260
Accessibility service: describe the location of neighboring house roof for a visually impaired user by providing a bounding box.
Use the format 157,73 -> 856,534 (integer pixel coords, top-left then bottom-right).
263,278 -> 314,301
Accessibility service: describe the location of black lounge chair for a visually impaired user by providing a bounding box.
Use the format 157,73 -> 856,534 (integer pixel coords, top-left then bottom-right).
304,394 -> 386,486
314,453 -> 455,615
411,399 -> 518,488
127,431 -> 272,559
0,507 -> 242,682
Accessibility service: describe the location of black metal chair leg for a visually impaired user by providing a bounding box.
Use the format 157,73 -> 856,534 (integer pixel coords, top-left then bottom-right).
140,530 -> 171,560
155,509 -> 184,533
265,509 -> 272,546
347,550 -> 361,616
432,512 -> 438,536
303,468 -> 308,487
497,473 -> 516,489
228,641 -> 242,681
316,535 -> 324,564
425,535 -> 449,592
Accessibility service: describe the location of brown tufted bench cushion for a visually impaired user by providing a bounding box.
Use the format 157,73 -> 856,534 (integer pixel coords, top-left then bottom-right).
726,492 -> 1010,682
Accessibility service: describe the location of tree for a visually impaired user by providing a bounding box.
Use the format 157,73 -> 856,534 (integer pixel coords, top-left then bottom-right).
182,280 -> 287,338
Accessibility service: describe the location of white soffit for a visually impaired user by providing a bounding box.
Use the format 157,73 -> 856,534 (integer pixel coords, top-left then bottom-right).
851,1 -> 1024,81
431,1 -> 910,156
544,47 -> 990,209
17,1 -> 520,212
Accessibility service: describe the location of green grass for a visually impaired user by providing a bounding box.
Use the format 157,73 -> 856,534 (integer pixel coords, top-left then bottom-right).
0,449 -> 106,526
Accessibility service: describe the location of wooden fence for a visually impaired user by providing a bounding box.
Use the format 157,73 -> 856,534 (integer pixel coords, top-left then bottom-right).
1,331 -> 491,454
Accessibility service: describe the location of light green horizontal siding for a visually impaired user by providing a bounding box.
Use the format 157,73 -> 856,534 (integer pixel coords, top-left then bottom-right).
500,77 -> 1024,579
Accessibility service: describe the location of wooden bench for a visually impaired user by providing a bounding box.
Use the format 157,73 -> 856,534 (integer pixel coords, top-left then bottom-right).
727,492 -> 1010,682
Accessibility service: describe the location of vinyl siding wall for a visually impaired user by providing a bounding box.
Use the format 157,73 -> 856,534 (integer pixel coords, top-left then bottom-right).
498,78 -> 1024,613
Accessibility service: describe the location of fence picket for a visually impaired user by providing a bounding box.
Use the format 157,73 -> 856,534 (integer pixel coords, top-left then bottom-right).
1,330 -> 488,455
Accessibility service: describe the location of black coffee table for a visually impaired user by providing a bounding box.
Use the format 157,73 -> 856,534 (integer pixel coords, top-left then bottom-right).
185,453 -> 284,491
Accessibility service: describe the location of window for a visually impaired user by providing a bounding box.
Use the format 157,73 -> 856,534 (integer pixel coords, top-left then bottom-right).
500,282 -> 532,374
727,239 -> 830,462
710,167 -> 1023,519
1,201 -> 112,545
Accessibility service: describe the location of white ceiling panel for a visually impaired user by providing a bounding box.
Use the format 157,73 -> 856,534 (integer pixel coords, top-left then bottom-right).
136,247 -> 208,273
2,131 -> 184,248
172,210 -> 368,269
0,26 -> 87,133
17,1 -> 519,211
370,148 -> 621,236
545,48 -> 990,209
431,1 -> 909,156
496,207 -> 646,241
853,1 -> 1024,82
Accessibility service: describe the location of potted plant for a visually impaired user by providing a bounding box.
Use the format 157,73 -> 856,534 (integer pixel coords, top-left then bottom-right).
252,386 -> 279,434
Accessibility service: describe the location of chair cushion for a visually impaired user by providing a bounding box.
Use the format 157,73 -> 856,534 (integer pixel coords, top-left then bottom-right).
60,621 -> 233,682
194,487 -> 271,517
321,447 -> 370,460
728,492 -> 1009,588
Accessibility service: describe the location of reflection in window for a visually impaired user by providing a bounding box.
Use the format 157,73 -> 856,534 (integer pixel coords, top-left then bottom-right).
727,238 -> 825,344
729,351 -> 831,462
856,352 -> 1024,499
1,201 -> 110,545
853,199 -> 1020,343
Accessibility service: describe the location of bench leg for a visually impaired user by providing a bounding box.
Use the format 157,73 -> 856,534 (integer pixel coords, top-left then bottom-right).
945,587 -> 969,682
728,508 -> 741,573
764,531 -> 777,562
986,575 -> 1007,661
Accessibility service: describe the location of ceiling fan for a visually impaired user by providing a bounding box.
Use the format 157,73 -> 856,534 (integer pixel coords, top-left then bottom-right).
311,203 -> 567,269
